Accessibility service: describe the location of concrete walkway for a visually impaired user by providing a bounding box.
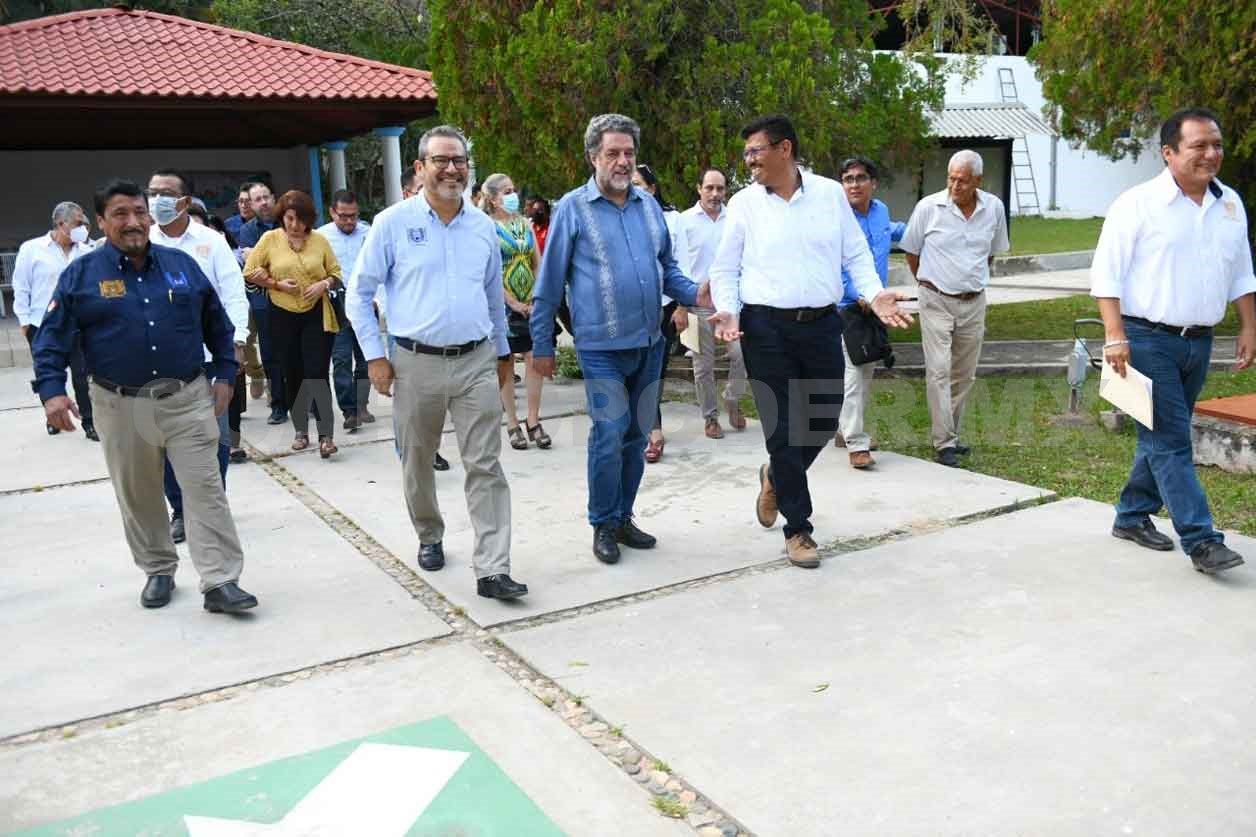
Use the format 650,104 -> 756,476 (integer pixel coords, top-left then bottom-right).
3,339 -> 1255,835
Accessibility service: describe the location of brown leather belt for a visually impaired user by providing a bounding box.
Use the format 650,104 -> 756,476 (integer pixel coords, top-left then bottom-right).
742,303 -> 836,323
918,280 -> 983,301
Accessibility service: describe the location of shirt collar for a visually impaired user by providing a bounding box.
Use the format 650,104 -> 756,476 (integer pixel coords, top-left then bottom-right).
97,239 -> 154,272
687,201 -> 726,221
414,188 -> 469,223
583,176 -> 644,204
850,198 -> 882,219
1154,167 -> 1225,205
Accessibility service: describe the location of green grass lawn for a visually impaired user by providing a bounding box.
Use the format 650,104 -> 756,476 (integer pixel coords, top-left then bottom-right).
1006,216 -> 1104,256
889,294 -> 1246,343
727,369 -> 1255,536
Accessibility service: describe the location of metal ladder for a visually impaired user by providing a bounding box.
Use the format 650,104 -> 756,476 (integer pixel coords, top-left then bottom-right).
998,66 -> 1041,216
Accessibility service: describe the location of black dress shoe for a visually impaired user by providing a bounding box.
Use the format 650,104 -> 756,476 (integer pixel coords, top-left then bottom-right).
477,573 -> 529,600
1190,542 -> 1245,575
267,407 -> 288,425
1112,519 -> 1174,551
418,541 -> 445,571
432,452 -> 450,471
616,519 -> 657,549
936,447 -> 959,468
46,423 -> 60,436
954,444 -> 971,456
83,423 -> 100,442
593,524 -> 621,564
141,574 -> 175,608
204,581 -> 258,613
170,513 -> 186,544
343,413 -> 361,432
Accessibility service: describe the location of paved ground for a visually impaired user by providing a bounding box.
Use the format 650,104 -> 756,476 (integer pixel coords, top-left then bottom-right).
3,342 -> 1254,835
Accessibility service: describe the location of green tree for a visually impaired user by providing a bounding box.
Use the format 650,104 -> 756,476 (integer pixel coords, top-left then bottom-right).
1,0 -> 210,24
1031,0 -> 1256,228
428,0 -> 963,201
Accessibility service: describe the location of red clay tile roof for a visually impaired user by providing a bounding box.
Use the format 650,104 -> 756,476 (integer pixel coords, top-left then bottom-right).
0,7 -> 437,102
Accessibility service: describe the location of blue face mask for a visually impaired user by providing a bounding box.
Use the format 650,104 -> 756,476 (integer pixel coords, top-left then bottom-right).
501,193 -> 520,214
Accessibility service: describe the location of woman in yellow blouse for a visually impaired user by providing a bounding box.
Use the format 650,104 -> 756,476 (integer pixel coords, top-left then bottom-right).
244,190 -> 342,459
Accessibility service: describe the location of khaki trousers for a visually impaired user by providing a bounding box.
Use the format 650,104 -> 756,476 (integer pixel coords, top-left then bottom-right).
91,377 -> 244,592
919,285 -> 987,450
838,340 -> 877,452
691,306 -> 748,419
393,340 -> 511,578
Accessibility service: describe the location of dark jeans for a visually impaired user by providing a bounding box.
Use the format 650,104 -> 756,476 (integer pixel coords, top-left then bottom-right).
331,300 -> 370,417
26,325 -> 92,425
270,303 -> 335,438
652,302 -> 679,432
1113,321 -> 1221,554
739,304 -> 845,539
250,293 -> 285,409
576,339 -> 666,527
227,366 -> 245,445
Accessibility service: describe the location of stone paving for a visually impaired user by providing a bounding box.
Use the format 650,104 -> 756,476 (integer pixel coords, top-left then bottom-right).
2,361 -> 1253,835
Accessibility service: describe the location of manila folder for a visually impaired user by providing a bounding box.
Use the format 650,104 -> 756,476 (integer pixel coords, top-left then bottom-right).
1099,362 -> 1154,429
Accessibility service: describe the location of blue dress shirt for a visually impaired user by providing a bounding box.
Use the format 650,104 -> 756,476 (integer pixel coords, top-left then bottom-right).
345,192 -> 509,361
224,214 -> 245,240
530,179 -> 699,357
839,198 -> 906,308
236,216 -> 278,309
33,241 -> 237,402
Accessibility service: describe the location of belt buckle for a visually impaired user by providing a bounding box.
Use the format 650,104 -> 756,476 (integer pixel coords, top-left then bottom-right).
1180,325 -> 1191,338
795,309 -> 808,322
442,345 -> 462,358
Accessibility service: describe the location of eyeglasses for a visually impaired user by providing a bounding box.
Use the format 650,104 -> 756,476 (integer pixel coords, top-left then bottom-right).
840,174 -> 871,185
742,139 -> 783,160
424,155 -> 470,170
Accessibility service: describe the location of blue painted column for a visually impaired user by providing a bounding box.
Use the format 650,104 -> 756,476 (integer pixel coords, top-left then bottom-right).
323,140 -> 349,194
374,126 -> 406,206
307,146 -> 324,218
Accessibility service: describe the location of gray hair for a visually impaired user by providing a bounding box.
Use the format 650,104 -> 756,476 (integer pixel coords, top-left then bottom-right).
481,173 -> 512,207
948,149 -> 984,177
51,201 -> 84,226
417,125 -> 469,160
584,113 -> 640,161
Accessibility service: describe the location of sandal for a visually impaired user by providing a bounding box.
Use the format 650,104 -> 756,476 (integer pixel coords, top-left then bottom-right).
291,432 -> 310,451
645,436 -> 664,463
526,422 -> 552,449
508,425 -> 528,450
319,435 -> 338,459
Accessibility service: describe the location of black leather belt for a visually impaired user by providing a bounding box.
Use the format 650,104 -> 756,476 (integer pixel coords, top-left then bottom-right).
743,303 -> 836,323
1122,316 -> 1212,339
918,280 -> 983,301
393,336 -> 485,357
94,371 -> 203,399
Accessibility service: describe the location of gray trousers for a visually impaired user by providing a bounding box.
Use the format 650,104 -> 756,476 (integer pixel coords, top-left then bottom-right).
92,377 -> 244,593
691,306 -> 748,419
919,284 -> 987,450
393,340 -> 511,578
838,340 -> 877,452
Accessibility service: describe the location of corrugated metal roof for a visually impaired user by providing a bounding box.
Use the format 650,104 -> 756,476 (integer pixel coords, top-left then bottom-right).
930,103 -> 1053,138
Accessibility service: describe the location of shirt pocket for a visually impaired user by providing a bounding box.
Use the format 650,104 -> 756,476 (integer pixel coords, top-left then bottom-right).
171,290 -> 197,333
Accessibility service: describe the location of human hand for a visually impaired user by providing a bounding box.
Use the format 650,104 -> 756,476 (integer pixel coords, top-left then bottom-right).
213,381 -> 233,416
671,306 -> 690,332
21,325 -> 30,339
368,358 -> 395,396
301,279 -> 329,302
44,395 -> 80,432
708,311 -> 741,342
1104,336 -> 1130,378
245,266 -> 269,285
1235,326 -> 1254,371
234,344 -> 245,365
870,289 -> 915,329
533,355 -> 556,379
275,279 -> 299,294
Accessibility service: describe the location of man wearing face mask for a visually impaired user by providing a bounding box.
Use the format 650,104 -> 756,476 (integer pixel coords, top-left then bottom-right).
12,201 -> 98,440
148,169 -> 250,544
236,182 -> 287,425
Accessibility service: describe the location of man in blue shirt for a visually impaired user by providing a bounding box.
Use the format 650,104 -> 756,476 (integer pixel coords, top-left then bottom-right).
236,181 -> 286,425
317,189 -> 374,431
34,179 -> 258,614
223,184 -> 253,241
836,156 -> 907,469
532,113 -> 711,565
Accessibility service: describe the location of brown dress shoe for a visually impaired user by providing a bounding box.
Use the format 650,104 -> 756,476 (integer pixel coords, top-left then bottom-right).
705,417 -> 725,439
849,450 -> 874,469
755,463 -> 778,528
785,533 -> 820,568
725,400 -> 746,430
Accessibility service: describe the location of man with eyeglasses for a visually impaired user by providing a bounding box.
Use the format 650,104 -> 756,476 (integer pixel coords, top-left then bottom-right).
347,125 -> 528,602
224,185 -> 254,240
834,156 -> 907,469
530,113 -> 712,566
317,189 -> 375,432
708,114 -> 913,569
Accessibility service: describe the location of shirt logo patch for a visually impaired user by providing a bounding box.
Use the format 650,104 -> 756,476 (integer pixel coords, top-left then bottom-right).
195,245 -> 211,258
408,227 -> 428,245
1224,200 -> 1238,220
98,279 -> 127,298
164,271 -> 190,288
46,299 -> 58,313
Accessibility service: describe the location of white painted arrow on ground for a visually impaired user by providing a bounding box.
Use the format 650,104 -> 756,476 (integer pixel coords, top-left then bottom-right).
184,742 -> 470,836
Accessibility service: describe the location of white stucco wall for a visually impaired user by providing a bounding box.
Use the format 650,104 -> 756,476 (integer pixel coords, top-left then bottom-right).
1,147 -> 310,248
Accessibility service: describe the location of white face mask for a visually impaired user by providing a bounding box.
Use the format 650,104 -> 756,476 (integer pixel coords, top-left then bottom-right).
69,225 -> 89,244
149,195 -> 183,226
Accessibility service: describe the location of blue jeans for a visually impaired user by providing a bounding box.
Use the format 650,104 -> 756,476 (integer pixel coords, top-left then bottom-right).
250,294 -> 285,409
165,406 -> 229,517
332,301 -> 370,416
576,339 -> 665,527
1113,322 -> 1222,554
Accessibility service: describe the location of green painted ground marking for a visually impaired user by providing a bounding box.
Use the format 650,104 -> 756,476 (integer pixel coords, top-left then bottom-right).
17,716 -> 565,836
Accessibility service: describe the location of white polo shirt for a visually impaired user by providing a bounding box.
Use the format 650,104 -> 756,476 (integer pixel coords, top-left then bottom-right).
1090,168 -> 1256,327
681,201 -> 726,285
150,220 -> 250,352
11,233 -> 93,327
710,168 -> 881,314
899,188 -> 1010,294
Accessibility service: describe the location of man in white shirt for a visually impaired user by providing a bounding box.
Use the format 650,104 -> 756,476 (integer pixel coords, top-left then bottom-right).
317,189 -> 375,431
682,167 -> 748,438
147,169 -> 250,544
12,201 -> 98,440
347,125 -> 528,602
900,149 -> 1010,468
1092,107 -> 1255,575
709,114 -> 913,568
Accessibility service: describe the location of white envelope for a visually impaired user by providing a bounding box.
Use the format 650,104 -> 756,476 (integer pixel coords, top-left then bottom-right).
678,312 -> 702,353
1099,362 -> 1154,429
